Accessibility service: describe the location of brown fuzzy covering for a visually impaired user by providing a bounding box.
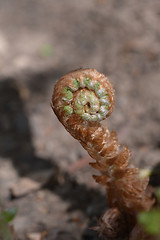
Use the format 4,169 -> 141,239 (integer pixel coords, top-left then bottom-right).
52,69 -> 155,238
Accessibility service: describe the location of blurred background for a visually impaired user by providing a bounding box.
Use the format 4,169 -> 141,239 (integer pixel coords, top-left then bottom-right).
0,0 -> 160,239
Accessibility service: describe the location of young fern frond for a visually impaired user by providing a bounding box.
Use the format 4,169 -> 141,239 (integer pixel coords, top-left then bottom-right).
51,69 -> 155,238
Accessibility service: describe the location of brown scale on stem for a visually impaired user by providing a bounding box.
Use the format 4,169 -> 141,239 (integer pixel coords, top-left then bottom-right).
51,68 -> 155,238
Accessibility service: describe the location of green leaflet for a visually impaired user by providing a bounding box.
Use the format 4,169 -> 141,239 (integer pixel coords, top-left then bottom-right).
63,105 -> 73,115
94,82 -> 100,91
83,77 -> 91,87
73,79 -> 80,90
62,87 -> 73,101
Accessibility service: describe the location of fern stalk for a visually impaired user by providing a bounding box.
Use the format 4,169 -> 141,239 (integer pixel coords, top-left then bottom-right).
51,68 -> 155,238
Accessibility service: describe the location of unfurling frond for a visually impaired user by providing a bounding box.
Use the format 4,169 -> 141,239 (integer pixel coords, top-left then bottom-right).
52,69 -> 155,238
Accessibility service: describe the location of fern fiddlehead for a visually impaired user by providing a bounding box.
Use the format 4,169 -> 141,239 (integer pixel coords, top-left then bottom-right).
52,69 -> 116,158
51,68 -> 154,237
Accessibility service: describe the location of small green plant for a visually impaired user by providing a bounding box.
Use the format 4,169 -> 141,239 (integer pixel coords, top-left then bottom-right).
138,188 -> 160,238
0,202 -> 17,240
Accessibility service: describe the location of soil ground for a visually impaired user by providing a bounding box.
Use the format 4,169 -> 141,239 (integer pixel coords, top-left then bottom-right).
0,0 -> 160,239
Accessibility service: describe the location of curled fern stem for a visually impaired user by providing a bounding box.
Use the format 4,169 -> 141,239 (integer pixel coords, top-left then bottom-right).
51,68 -> 155,237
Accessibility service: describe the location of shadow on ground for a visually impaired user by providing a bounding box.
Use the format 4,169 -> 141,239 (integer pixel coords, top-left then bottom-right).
0,78 -> 53,175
